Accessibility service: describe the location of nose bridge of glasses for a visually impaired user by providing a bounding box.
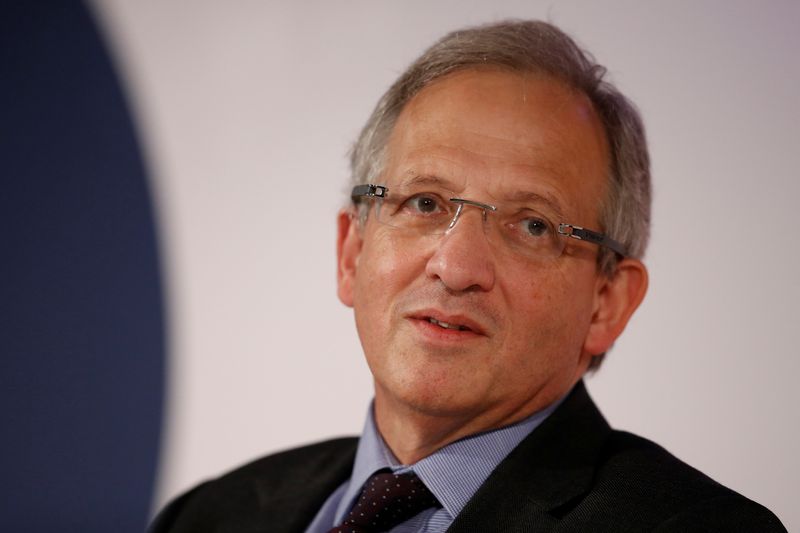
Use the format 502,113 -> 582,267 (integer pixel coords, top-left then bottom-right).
447,197 -> 497,231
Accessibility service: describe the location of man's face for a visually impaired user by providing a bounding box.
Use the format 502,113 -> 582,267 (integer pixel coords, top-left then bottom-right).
338,69 -> 616,428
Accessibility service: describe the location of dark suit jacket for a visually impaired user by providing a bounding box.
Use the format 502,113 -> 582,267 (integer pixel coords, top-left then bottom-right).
150,381 -> 785,532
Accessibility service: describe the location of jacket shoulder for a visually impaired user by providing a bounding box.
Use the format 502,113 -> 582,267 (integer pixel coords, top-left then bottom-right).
148,436 -> 359,533
585,430 -> 785,531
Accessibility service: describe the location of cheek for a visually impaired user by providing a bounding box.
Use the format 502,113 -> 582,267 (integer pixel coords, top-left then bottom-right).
500,266 -> 592,368
507,265 -> 574,323
354,231 -> 417,302
352,231 -> 426,350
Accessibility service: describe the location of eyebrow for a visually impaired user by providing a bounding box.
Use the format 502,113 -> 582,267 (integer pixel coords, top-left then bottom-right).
503,190 -> 567,221
395,173 -> 462,191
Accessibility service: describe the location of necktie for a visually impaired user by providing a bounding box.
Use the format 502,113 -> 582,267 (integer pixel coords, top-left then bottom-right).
328,470 -> 440,533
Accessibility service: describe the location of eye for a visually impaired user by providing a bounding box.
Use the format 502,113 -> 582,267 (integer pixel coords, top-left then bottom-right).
401,194 -> 445,215
503,213 -> 559,256
521,217 -> 551,237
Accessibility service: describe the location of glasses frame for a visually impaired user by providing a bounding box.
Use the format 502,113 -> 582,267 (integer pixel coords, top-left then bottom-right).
351,183 -> 627,258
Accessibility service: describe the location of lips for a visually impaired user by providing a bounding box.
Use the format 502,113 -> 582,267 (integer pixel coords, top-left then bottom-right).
427,317 -> 470,331
408,309 -> 487,336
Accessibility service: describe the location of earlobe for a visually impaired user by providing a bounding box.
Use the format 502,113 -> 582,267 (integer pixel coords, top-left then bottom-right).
336,209 -> 362,307
584,259 -> 649,356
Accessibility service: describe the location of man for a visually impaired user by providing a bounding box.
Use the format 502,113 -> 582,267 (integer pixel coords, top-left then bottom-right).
151,20 -> 785,532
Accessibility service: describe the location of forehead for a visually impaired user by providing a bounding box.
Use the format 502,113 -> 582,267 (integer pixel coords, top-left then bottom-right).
384,69 -> 610,221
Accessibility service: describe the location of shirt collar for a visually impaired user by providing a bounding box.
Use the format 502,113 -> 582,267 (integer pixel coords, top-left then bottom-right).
335,395 -> 564,523
333,404 -> 400,523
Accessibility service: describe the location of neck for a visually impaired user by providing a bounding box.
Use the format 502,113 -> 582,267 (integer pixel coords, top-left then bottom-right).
372,386 -> 561,465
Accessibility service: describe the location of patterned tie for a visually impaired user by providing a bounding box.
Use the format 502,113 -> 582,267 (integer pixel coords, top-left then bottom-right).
328,470 -> 440,533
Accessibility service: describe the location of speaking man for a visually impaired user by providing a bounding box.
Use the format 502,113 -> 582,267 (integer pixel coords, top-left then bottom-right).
151,20 -> 785,532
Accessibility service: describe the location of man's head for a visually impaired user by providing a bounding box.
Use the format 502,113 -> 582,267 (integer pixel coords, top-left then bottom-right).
336,20 -> 649,440
350,20 -> 651,281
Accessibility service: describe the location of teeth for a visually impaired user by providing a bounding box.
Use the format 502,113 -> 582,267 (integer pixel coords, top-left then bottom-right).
428,317 -> 467,331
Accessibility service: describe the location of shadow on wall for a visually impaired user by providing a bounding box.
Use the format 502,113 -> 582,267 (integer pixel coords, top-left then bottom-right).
0,2 -> 164,532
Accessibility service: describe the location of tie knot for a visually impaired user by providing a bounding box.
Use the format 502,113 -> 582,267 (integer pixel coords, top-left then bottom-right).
328,470 -> 440,533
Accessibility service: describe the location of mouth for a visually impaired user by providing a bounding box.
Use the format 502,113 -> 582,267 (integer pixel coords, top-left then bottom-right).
407,310 -> 487,338
426,317 -> 472,331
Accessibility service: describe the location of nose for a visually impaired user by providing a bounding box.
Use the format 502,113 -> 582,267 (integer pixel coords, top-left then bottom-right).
425,207 -> 496,292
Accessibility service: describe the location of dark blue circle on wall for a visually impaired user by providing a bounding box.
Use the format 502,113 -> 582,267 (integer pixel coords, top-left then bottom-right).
0,2 -> 165,532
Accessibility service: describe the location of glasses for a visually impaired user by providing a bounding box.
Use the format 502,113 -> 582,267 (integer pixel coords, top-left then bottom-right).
351,183 -> 627,260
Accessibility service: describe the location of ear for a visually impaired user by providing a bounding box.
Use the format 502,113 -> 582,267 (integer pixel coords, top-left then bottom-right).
583,258 -> 648,356
336,208 -> 363,307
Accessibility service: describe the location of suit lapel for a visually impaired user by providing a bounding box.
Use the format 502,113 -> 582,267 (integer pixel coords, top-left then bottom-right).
249,438 -> 358,533
447,381 -> 611,532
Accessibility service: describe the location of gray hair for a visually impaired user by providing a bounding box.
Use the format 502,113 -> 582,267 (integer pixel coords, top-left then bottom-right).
349,20 -> 651,368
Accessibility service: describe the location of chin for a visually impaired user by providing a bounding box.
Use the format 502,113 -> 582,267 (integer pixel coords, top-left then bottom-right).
377,371 -> 490,419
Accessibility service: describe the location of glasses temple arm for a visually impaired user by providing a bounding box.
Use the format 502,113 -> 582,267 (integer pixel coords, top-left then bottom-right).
351,184 -> 387,202
558,224 -> 627,257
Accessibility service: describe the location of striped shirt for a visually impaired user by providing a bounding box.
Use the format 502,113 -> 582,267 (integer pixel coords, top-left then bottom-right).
304,399 -> 561,532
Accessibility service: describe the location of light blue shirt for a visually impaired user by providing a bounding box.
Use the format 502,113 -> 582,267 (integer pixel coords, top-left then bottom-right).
304,398 -> 562,533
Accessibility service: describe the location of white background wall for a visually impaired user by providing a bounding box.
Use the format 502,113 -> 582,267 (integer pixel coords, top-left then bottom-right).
92,1 -> 799,528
